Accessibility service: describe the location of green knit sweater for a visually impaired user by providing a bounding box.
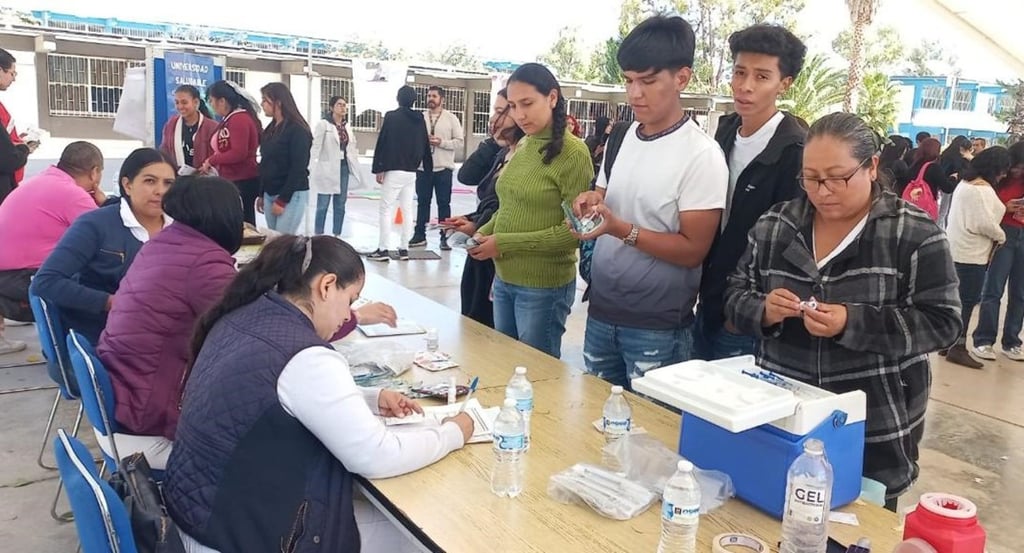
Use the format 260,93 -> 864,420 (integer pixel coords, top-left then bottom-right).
478,127 -> 594,288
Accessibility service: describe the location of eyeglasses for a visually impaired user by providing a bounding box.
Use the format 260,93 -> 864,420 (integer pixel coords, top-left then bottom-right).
797,157 -> 871,193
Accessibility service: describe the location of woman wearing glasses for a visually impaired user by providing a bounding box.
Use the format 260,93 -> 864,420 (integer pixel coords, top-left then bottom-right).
724,112 -> 961,510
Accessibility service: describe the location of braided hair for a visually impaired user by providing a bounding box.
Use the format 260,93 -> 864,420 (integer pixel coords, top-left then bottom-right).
508,63 -> 567,165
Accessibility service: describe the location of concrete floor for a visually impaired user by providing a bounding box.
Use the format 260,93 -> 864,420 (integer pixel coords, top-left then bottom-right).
0,193 -> 1018,551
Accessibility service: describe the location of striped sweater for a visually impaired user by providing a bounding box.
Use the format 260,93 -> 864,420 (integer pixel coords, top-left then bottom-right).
478,127 -> 594,288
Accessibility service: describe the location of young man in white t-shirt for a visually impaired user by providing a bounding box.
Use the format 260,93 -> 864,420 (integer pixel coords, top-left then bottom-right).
693,24 -> 808,361
571,15 -> 728,389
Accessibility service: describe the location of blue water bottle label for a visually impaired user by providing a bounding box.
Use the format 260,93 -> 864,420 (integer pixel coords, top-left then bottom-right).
515,397 -> 533,413
662,501 -> 699,523
497,433 -> 525,451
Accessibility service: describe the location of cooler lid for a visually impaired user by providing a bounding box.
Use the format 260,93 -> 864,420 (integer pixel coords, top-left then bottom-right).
632,359 -> 799,433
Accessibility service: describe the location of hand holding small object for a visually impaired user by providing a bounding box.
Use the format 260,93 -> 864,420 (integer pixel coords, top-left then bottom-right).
802,301 -> 848,338
378,389 -> 423,418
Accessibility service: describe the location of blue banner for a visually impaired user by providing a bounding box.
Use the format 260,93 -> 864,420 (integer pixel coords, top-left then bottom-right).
164,52 -> 216,117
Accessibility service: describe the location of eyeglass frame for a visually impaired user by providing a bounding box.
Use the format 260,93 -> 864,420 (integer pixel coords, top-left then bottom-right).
797,157 -> 872,193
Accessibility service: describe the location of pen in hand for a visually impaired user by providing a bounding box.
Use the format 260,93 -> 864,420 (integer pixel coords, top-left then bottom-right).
458,376 -> 480,414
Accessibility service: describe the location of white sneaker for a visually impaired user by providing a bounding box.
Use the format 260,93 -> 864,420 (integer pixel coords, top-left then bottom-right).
1002,346 -> 1024,362
3,318 -> 30,327
972,345 -> 997,360
0,336 -> 27,355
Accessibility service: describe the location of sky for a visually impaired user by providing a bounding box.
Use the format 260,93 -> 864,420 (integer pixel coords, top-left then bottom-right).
2,0 -> 1017,81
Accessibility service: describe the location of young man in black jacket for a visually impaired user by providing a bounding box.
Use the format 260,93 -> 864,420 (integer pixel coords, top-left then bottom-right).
694,24 -> 808,360
369,86 -> 431,261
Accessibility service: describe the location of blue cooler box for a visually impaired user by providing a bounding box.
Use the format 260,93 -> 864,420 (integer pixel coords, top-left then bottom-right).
632,356 -> 866,519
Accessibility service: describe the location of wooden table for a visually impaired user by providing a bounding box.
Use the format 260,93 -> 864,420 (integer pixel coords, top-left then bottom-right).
350,274 -> 901,552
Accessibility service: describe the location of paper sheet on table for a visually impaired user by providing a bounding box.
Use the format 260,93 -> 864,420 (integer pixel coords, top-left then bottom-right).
358,319 -> 425,337
383,399 -> 498,444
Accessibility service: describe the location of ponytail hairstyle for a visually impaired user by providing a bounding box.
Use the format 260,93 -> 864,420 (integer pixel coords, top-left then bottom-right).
189,235 -> 365,366
261,82 -> 312,139
175,84 -> 214,119
507,63 -> 567,164
324,95 -> 346,121
207,79 -> 261,130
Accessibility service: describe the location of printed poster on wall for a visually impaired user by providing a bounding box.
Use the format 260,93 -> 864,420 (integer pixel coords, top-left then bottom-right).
163,52 -> 216,120
351,59 -> 409,117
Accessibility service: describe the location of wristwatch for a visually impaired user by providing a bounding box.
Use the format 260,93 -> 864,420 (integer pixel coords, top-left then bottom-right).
623,224 -> 640,247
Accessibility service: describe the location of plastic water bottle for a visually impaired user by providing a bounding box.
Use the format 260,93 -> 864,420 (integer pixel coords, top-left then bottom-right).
657,459 -> 701,553
601,385 -> 632,470
780,439 -> 834,553
490,398 -> 525,498
505,366 -> 533,448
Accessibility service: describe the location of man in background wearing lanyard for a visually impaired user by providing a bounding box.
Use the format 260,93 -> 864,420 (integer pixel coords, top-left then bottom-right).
0,48 -> 35,207
411,85 -> 464,251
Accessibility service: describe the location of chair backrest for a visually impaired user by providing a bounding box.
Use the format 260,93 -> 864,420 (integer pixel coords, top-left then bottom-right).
54,428 -> 137,553
28,291 -> 79,398
67,330 -> 121,464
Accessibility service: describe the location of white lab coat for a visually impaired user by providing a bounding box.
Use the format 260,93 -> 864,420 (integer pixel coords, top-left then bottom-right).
310,118 -> 363,195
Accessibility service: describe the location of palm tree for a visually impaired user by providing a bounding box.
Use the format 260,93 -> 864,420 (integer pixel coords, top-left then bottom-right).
780,54 -> 846,124
856,72 -> 900,136
843,0 -> 880,112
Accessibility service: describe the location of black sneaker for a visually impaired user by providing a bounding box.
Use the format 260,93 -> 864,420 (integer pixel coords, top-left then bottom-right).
439,235 -> 451,251
367,249 -> 390,262
408,237 -> 427,248
398,249 -> 410,261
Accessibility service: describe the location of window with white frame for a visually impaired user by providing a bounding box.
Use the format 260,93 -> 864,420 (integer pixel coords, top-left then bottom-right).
919,86 -> 947,110
472,90 -> 492,135
951,88 -> 973,111
224,68 -> 246,89
988,94 -> 1015,116
413,84 -> 467,125
46,54 -> 145,117
320,77 -> 377,131
568,99 -> 611,138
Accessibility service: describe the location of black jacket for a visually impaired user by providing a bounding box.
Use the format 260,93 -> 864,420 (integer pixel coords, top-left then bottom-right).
700,111 -> 806,334
0,127 -> 29,206
259,122 -> 312,203
372,107 -> 431,174
458,139 -> 504,227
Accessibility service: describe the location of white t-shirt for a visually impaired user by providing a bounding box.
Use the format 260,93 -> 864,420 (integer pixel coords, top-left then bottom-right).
725,111 -> 785,228
589,119 -> 729,328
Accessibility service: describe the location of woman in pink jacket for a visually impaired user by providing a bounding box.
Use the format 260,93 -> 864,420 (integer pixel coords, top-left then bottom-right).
199,80 -> 262,225
159,85 -> 218,176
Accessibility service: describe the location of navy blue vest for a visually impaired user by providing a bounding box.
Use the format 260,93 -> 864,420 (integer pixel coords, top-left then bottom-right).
164,293 -> 359,553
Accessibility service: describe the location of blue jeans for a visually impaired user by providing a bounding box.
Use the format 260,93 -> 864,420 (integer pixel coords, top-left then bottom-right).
264,190 -> 308,235
414,169 -> 453,239
315,162 -> 350,235
492,277 -> 574,359
954,263 -> 988,346
584,317 -> 691,390
691,305 -> 758,361
974,225 -> 1024,349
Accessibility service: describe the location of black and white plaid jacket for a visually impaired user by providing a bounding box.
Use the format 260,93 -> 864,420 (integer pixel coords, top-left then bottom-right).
725,192 -> 962,499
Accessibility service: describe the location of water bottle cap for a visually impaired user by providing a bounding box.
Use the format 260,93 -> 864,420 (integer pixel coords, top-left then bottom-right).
804,438 -> 825,455
503,398 -> 517,408
426,328 -> 438,337
611,385 -> 624,394
515,366 -> 527,375
676,459 -> 693,472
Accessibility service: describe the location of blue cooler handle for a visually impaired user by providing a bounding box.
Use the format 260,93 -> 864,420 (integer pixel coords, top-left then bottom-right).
804,410 -> 848,442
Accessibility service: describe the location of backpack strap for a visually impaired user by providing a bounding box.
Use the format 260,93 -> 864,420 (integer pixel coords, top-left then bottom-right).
602,122 -> 632,183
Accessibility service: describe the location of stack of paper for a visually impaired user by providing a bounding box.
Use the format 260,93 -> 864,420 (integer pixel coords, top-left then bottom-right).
358,319 -> 425,337
382,399 -> 498,444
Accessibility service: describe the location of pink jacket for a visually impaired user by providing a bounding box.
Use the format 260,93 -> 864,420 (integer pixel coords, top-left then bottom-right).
159,114 -> 218,172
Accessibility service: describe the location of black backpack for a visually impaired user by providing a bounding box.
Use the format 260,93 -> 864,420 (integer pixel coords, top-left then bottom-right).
108,453 -> 187,553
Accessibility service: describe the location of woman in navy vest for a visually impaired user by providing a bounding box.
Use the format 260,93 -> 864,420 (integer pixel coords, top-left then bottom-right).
164,235 -> 474,553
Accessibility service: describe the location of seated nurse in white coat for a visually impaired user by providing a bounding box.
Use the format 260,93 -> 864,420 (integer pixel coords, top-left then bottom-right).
164,235 -> 474,553
311,96 -> 363,237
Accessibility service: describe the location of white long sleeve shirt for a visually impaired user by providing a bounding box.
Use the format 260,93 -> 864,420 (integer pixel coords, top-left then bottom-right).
946,181 -> 1006,265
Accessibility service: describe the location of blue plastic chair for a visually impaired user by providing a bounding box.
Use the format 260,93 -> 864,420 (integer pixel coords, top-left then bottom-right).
67,330 -> 122,473
29,291 -> 84,521
53,428 -> 138,553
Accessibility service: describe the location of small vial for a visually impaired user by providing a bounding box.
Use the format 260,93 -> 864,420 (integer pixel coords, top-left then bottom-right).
447,376 -> 457,405
425,328 -> 439,352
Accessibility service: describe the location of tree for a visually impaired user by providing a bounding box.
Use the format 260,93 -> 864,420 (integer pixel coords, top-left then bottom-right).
1000,79 -> 1024,143
856,72 -> 899,136
538,26 -> 591,81
842,0 -> 880,112
903,39 -> 959,76
653,0 -> 806,95
422,43 -> 482,71
586,0 -> 648,85
832,26 -> 904,74
780,54 -> 846,123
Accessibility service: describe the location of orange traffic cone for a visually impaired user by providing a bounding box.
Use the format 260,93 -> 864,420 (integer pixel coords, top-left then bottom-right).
394,208 -> 403,225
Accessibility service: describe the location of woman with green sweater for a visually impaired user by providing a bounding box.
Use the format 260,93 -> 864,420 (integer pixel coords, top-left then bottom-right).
469,63 -> 594,358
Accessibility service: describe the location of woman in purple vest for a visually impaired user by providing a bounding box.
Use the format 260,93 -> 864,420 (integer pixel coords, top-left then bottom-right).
164,235 -> 474,553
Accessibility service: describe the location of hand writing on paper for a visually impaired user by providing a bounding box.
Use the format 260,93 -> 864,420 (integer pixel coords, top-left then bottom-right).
442,412 -> 475,443
802,302 -> 848,338
355,302 -> 397,327
763,288 -> 802,327
378,390 -> 423,419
